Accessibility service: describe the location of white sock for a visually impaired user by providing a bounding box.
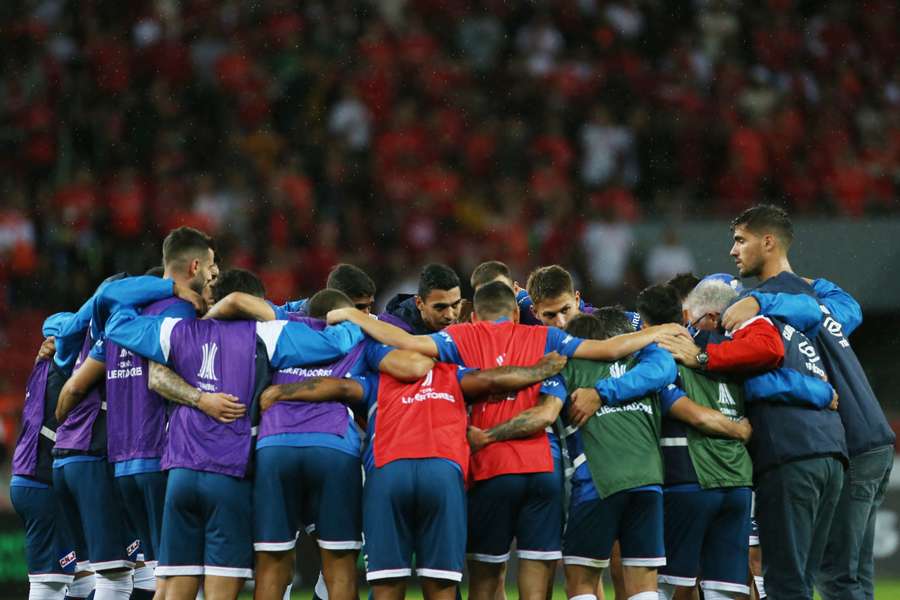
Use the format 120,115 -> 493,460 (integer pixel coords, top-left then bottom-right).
627,593 -> 659,600
754,576 -> 766,598
93,570 -> 133,600
28,581 -> 67,600
315,572 -> 328,599
282,582 -> 293,600
701,591 -> 736,600
66,574 -> 95,598
569,595 -> 597,600
133,565 -> 156,591
656,582 -> 675,600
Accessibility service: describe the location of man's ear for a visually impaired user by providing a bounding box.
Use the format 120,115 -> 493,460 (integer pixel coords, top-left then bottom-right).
415,295 -> 425,312
188,258 -> 200,278
762,233 -> 777,253
470,311 -> 480,323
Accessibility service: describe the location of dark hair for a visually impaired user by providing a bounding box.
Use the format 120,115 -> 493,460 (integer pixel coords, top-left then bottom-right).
471,261 -> 512,290
418,263 -> 461,300
565,309 -> 634,341
526,265 -> 574,305
212,269 -> 266,303
731,204 -> 793,247
307,288 -> 354,319
636,284 -> 682,326
162,226 -> 215,267
145,266 -> 165,278
666,272 -> 700,302
326,264 -> 376,299
473,281 -> 517,320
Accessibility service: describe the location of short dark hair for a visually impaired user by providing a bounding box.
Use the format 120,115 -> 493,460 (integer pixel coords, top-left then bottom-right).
666,272 -> 700,302
565,309 -> 634,341
731,204 -> 793,247
145,266 -> 165,277
326,264 -> 376,299
212,269 -> 266,303
471,261 -> 512,290
418,263 -> 461,300
473,281 -> 517,321
307,288 -> 354,319
636,284 -> 682,326
162,226 -> 215,268
526,265 -> 574,305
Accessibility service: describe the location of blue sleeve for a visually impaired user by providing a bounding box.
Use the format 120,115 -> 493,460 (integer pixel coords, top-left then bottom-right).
545,327 -> 585,357
161,301 -> 198,320
42,312 -> 74,338
516,290 -> 542,325
351,374 -> 378,412
540,373 -> 568,402
267,300 -> 291,321
744,368 -> 834,409
263,321 -> 365,369
750,291 -> 821,337
104,308 -> 170,365
594,344 -> 677,407
53,296 -> 96,374
92,276 -> 176,343
88,338 -> 106,363
362,339 -> 398,372
278,298 -> 308,315
430,330 -> 464,365
812,278 -> 862,336
659,382 -> 686,415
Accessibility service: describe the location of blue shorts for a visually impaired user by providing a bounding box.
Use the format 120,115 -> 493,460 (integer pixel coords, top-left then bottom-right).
563,490 -> 665,569
157,468 -> 253,579
116,471 -> 167,564
52,460 -> 139,571
363,459 -> 466,582
10,484 -> 78,583
253,446 -> 362,552
658,487 -> 751,595
467,458 -> 564,563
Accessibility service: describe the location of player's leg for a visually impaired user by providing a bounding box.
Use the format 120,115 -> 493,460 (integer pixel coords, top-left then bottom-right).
201,472 -> 253,600
617,491 -> 665,599
698,488 -> 752,600
608,543 -> 625,600
414,459 -> 466,600
130,471 -> 167,599
51,477 -> 93,600
114,474 -> 153,599
515,466 -> 564,600
656,490 -> 708,600
253,446 -> 304,600
466,474 -> 521,600
747,493 -> 764,600
363,460 -> 415,598
562,494 -> 620,600
154,469 -> 205,600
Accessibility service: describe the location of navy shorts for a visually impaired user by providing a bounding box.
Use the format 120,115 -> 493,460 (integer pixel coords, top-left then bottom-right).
749,490 -> 760,546
253,446 -> 362,552
467,458 -> 564,563
563,490 -> 665,569
10,484 -> 78,583
116,471 -> 167,564
658,486 -> 751,595
52,460 -> 140,571
157,468 -> 253,579
364,459 -> 466,582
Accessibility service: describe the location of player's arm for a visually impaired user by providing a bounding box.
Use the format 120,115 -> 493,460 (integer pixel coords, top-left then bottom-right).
810,278 -> 863,335
744,368 -> 838,410
376,349 -> 435,382
56,356 -> 105,423
260,319 -> 366,369
468,394 -> 565,453
259,377 -> 365,412
659,318 -> 784,373
327,307 -> 439,357
203,292 -> 278,322
460,352 -> 567,399
571,323 -> 688,361
104,308 -> 172,364
35,312 -> 72,364
93,276 -> 204,339
722,293 -> 822,336
667,394 -> 752,443
148,361 -> 246,424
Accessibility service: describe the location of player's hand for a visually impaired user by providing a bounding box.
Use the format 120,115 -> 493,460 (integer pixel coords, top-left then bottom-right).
721,296 -> 760,332
197,392 -> 246,423
536,352 -> 567,378
829,390 -> 839,411
735,417 -> 753,444
467,426 -> 492,453
55,397 -> 73,424
173,281 -> 207,316
259,386 -> 283,412
326,307 -> 355,325
657,335 -> 702,368
569,387 -> 602,427
35,336 -> 56,364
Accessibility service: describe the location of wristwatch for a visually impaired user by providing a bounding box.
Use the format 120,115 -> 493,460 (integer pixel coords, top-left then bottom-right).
696,351 -> 709,369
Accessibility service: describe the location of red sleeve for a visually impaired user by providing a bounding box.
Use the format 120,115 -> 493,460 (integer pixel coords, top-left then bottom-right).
706,316 -> 785,372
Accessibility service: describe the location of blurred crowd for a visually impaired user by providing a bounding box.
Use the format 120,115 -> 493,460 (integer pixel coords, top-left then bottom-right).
1,0 -> 899,317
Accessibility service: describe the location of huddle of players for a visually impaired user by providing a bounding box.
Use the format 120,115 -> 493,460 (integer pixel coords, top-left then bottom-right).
9,204 -> 894,600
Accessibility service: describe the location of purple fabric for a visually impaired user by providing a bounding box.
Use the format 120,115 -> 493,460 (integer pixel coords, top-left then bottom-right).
376,312 -> 414,333
54,336 -> 104,452
11,360 -> 52,477
105,297 -> 190,463
161,320 -> 258,478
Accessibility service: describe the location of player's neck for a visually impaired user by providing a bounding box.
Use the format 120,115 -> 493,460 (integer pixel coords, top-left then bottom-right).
759,255 -> 793,282
164,269 -> 190,289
